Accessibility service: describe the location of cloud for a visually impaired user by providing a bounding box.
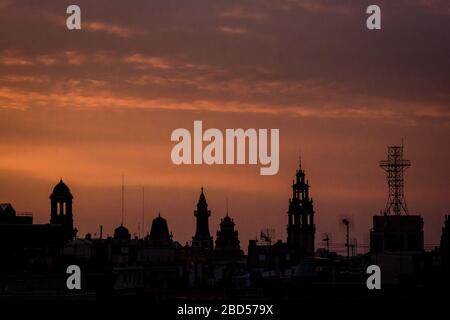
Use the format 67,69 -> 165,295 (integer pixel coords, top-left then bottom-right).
0,80 -> 448,128
124,54 -> 173,70
0,50 -> 33,65
0,1 -> 449,125
276,0 -> 355,14
219,6 -> 267,20
218,26 -> 249,35
84,21 -> 139,38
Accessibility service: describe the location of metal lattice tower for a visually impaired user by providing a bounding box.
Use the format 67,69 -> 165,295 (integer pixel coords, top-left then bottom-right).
379,145 -> 411,215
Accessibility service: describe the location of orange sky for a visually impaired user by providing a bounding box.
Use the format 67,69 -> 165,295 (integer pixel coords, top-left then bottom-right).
1,0 -> 449,253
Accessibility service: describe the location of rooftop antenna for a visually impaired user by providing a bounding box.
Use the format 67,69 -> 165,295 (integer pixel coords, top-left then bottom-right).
350,238 -> 358,257
342,218 -> 350,260
322,233 -> 331,253
379,142 -> 411,215
226,197 -> 229,216
142,186 -> 145,239
121,174 -> 124,226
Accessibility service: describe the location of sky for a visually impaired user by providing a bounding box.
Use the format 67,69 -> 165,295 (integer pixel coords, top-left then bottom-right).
0,0 -> 449,253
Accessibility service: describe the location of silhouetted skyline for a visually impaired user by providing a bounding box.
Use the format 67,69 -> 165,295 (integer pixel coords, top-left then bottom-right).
1,0 -> 449,253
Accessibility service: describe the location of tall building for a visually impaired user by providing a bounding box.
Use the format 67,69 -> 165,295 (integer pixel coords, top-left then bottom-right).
192,187 -> 213,250
287,161 -> 315,256
369,146 -> 424,284
0,180 -> 76,273
370,145 -> 424,253
248,161 -> 316,271
215,213 -> 241,258
50,179 -> 75,241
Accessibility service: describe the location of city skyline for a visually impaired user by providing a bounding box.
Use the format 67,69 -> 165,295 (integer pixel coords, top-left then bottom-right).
1,0 -> 449,252
0,151 -> 446,255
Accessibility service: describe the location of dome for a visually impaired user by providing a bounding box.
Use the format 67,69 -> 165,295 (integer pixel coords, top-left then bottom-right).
150,214 -> 170,241
50,179 -> 73,199
114,224 -> 131,240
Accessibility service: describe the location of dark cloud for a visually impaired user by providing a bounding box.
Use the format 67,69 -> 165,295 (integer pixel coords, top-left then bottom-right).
1,0 -> 449,111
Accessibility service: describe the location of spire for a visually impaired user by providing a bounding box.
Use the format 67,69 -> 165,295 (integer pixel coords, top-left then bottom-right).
199,186 -> 206,203
298,150 -> 302,170
193,186 -> 213,249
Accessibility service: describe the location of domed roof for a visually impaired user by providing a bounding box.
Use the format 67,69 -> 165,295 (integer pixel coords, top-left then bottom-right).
221,214 -> 234,226
150,213 -> 170,241
114,224 -> 131,240
50,179 -> 73,198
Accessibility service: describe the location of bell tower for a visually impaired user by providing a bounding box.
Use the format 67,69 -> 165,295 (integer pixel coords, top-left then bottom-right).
192,187 -> 213,250
50,179 -> 75,240
287,160 -> 315,256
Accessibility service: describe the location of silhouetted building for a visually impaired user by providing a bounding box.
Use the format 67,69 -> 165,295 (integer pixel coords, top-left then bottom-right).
248,163 -> 316,272
441,215 -> 450,271
114,224 -> 131,240
149,213 -> 172,246
369,146 -> 426,284
2,154 -> 448,301
370,215 -> 424,252
0,203 -> 32,224
192,187 -> 213,250
0,180 -> 76,249
0,180 -> 76,280
215,214 -> 242,259
50,179 -> 76,241
287,161 -> 315,256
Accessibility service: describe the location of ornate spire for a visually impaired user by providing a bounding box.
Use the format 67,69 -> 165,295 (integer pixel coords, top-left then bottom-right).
198,186 -> 207,204
298,150 -> 302,170
193,186 -> 213,249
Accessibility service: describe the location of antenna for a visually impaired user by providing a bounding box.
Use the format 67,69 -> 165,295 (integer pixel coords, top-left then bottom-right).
142,186 -> 145,239
342,218 -> 350,259
350,238 -> 358,256
260,228 -> 275,245
322,233 -> 331,253
379,144 -> 411,215
121,174 -> 124,226
225,197 -> 229,216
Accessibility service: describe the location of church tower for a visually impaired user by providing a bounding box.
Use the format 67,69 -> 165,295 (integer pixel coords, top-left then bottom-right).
192,187 -> 213,250
287,161 -> 315,256
215,213 -> 241,256
50,179 -> 75,241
